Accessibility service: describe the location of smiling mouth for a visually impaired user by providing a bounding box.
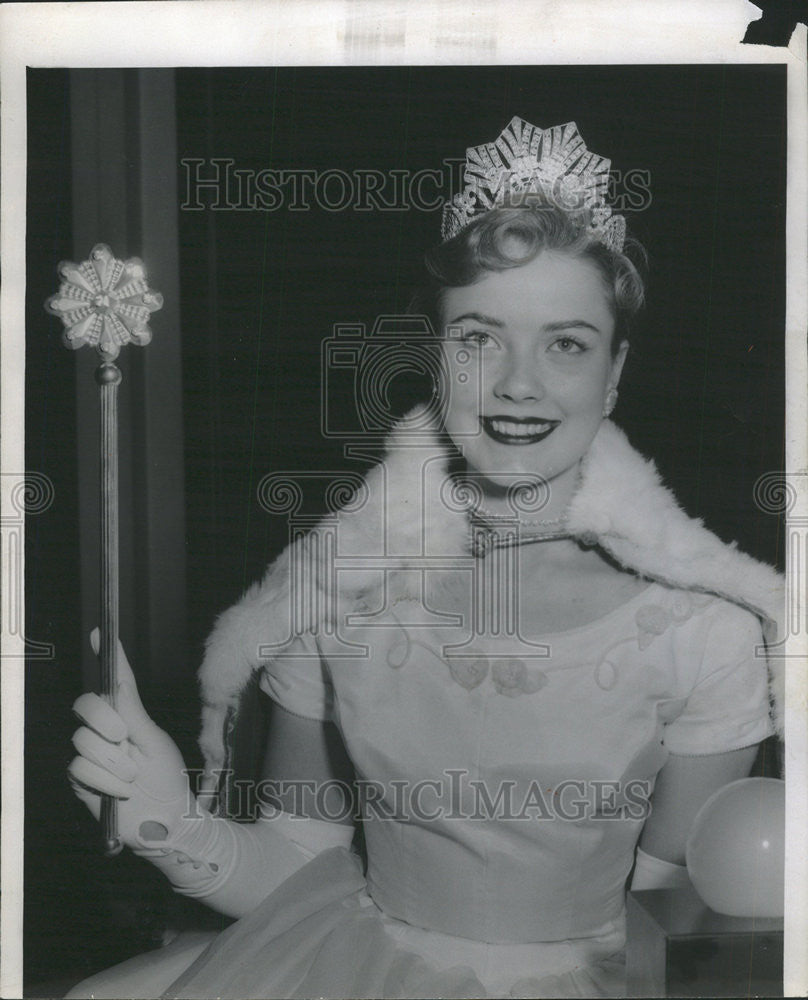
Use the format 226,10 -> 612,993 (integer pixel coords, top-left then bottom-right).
480,416 -> 560,445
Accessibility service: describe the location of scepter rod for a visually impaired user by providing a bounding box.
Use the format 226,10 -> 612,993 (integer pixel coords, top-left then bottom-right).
47,243 -> 163,856
97,358 -> 122,854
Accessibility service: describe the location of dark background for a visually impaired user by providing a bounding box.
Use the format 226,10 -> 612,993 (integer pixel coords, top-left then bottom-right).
25,65 -> 786,993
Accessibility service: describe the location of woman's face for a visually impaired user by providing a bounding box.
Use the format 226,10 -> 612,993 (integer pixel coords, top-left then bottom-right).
439,250 -> 628,504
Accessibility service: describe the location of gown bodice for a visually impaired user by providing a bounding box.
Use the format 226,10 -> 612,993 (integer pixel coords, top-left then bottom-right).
262,576 -> 773,945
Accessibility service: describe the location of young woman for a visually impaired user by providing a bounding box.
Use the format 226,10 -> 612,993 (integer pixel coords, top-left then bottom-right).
67,117 -> 783,999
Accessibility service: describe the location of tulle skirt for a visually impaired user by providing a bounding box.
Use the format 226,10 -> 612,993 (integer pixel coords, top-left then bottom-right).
67,848 -> 627,999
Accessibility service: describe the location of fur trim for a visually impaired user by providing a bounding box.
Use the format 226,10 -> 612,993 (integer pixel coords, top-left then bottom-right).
198,415 -> 785,776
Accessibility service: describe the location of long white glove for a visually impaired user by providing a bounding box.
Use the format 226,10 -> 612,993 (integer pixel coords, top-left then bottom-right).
68,630 -> 353,918
630,846 -> 691,891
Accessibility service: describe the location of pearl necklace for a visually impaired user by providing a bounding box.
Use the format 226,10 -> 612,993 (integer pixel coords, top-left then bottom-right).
467,506 -> 572,557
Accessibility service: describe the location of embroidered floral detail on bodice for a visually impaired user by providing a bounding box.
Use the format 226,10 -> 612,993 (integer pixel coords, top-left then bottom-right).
380,584 -> 715,697
635,590 -> 714,649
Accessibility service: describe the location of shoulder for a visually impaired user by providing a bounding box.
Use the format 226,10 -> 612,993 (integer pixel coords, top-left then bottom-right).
637,585 -> 764,651
659,589 -> 775,754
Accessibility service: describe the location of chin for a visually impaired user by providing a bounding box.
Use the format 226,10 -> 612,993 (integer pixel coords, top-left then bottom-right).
460,438 -> 589,502
461,449 -> 552,491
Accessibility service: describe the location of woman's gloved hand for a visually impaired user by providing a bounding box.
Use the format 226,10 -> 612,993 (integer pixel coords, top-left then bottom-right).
68,629 -> 356,918
68,628 -> 194,852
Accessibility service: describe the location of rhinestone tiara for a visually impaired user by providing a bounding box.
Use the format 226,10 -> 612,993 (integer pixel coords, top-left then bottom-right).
441,116 -> 626,252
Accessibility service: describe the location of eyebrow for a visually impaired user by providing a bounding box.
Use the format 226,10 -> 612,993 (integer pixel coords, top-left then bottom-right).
446,313 -> 603,335
543,319 -> 603,335
446,311 -> 505,328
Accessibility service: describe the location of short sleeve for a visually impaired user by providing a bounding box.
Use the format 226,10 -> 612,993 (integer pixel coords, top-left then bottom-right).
258,631 -> 334,722
662,602 -> 774,755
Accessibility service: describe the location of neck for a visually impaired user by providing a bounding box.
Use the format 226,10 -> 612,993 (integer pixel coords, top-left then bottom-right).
471,461 -> 582,524
464,464 -> 583,558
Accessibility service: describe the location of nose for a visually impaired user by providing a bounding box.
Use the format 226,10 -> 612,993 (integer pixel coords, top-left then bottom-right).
492,352 -> 545,404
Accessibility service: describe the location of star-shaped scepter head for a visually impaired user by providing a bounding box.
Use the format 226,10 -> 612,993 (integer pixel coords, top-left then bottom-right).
46,243 -> 163,361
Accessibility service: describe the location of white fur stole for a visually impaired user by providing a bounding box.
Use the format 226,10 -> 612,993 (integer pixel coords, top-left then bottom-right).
198,417 -> 785,780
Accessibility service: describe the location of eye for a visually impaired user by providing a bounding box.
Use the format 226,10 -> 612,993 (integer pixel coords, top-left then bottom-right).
549,335 -> 587,354
460,330 -> 493,347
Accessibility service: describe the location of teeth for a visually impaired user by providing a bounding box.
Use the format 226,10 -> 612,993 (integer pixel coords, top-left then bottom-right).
490,419 -> 552,437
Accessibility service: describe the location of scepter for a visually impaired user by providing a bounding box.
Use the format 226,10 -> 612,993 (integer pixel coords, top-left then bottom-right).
46,243 -> 163,856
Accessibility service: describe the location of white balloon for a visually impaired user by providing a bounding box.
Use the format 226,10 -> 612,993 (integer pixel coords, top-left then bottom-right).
686,777 -> 785,918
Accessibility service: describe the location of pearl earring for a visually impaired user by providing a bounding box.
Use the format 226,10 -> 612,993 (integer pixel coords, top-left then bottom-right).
603,388 -> 618,418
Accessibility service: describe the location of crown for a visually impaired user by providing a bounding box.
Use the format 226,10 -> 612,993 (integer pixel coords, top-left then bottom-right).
441,116 -> 626,252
